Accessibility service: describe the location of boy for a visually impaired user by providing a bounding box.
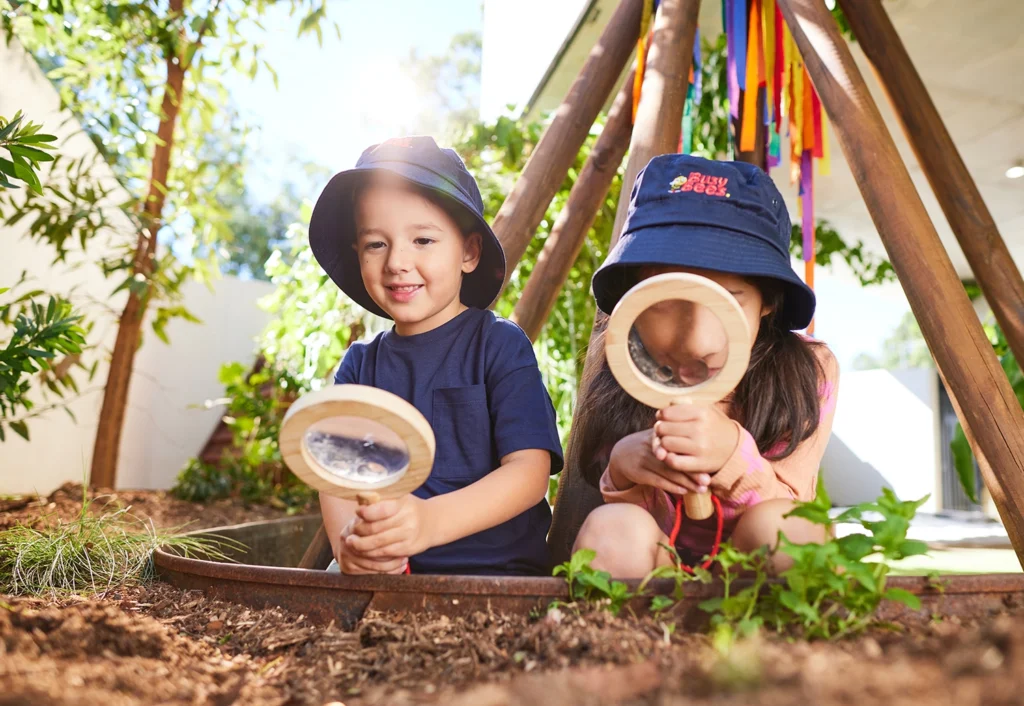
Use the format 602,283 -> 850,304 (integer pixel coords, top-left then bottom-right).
308,136 -> 564,575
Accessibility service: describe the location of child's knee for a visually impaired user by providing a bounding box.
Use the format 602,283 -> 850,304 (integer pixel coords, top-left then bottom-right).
732,499 -> 827,573
573,504 -> 665,578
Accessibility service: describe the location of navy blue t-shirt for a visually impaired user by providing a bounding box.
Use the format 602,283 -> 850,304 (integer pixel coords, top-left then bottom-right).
334,308 -> 564,575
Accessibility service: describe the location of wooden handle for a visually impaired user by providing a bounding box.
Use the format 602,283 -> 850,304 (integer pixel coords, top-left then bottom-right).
684,492 -> 713,520
356,491 -> 380,506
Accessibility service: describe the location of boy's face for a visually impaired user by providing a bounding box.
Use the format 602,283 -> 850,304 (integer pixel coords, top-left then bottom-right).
354,176 -> 482,335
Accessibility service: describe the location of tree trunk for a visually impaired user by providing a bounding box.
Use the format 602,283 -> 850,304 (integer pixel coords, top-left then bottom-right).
88,8 -> 185,488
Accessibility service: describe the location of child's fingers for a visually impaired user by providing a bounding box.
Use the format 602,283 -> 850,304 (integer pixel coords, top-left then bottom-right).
654,420 -> 697,440
662,452 -> 714,476
656,404 -> 703,423
656,434 -> 700,456
356,500 -> 401,523
341,554 -> 408,575
346,527 -> 408,556
632,467 -> 700,495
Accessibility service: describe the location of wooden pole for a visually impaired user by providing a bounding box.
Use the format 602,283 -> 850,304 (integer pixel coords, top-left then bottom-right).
511,68 -> 636,342
838,0 -> 1024,365
492,0 -> 644,291
550,0 -> 702,565
608,0 -> 699,243
776,0 -> 1024,563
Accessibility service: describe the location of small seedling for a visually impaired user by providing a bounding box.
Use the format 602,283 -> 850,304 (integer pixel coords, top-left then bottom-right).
552,548 -> 635,615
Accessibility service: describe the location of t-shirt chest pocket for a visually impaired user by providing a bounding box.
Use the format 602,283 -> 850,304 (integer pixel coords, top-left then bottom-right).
431,385 -> 493,480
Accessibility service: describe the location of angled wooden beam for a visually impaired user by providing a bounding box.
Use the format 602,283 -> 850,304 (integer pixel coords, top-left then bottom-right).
492,0 -> 644,292
550,0 -> 703,565
776,0 -> 1024,564
511,67 -> 636,342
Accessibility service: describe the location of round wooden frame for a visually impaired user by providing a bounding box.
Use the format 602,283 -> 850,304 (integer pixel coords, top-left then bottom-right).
605,272 -> 752,409
280,385 -> 435,500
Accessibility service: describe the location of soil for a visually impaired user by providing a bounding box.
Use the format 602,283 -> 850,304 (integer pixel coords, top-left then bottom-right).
3,488 -> 1024,706
0,482 -> 316,533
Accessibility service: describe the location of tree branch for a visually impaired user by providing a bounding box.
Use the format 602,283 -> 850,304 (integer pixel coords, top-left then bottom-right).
181,0 -> 225,73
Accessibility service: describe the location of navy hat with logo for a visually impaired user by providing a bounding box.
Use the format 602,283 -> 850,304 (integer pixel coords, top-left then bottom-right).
592,153 -> 815,330
309,136 -> 505,319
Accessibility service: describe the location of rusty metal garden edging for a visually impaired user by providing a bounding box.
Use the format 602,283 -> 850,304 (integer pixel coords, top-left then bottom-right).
154,516 -> 1024,629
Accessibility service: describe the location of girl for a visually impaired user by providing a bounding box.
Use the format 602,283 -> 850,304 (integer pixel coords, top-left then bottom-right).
571,153 -> 839,577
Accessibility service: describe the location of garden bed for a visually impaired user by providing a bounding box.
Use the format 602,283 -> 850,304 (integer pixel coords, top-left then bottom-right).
2,582 -> 1024,705
4,487 -> 1024,705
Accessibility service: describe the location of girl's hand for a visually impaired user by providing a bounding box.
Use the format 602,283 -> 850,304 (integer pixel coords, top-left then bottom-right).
653,403 -> 740,474
334,518 -> 409,575
607,429 -> 711,496
345,495 -> 436,560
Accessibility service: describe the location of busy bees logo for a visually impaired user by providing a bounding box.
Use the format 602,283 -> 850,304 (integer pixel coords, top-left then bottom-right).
669,172 -> 730,197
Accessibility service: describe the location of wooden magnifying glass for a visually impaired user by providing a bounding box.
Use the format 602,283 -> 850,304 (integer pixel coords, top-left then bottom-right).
280,385 -> 435,509
605,272 -> 752,520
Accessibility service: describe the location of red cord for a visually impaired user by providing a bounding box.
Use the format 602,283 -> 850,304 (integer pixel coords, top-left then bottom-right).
668,494 -> 723,573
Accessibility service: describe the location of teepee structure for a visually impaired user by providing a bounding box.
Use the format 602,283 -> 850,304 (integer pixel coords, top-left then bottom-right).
301,0 -> 1024,570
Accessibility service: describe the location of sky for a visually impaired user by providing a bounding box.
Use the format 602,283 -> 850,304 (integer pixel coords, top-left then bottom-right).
222,0 -> 913,373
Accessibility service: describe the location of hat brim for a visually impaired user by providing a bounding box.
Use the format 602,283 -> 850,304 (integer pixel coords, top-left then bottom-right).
309,164 -> 506,319
592,224 -> 816,330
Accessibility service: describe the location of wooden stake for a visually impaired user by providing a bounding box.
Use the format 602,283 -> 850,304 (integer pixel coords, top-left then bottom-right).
609,0 -> 700,241
492,0 -> 644,290
776,0 -> 1024,564
549,0 -> 703,565
511,68 -> 636,342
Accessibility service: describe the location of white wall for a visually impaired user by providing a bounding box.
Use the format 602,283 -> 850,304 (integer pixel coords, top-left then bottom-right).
1,33 -> 272,494
821,368 -> 940,512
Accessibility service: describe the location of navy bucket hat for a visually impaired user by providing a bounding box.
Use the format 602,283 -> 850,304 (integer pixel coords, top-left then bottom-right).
309,136 -> 505,319
592,153 -> 815,330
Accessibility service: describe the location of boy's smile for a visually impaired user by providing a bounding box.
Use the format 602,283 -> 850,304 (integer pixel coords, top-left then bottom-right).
354,175 -> 482,336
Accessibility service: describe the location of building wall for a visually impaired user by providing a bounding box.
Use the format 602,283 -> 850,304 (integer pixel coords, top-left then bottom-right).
821,368 -> 940,512
1,33 -> 273,494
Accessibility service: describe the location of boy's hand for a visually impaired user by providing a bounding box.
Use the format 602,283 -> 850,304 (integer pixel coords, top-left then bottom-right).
652,402 -> 739,474
334,518 -> 409,575
345,495 -> 436,560
608,429 -> 712,496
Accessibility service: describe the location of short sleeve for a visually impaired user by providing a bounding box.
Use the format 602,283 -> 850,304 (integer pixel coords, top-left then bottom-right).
333,343 -> 364,385
485,319 -> 565,474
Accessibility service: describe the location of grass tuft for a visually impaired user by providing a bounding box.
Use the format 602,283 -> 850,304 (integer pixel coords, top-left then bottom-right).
0,490 -> 243,597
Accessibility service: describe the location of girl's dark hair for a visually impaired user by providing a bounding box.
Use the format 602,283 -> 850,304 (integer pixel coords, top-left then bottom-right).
573,272 -> 826,488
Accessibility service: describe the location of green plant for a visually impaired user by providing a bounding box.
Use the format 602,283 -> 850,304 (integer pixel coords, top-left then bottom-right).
552,548 -> 635,616
698,544 -> 771,648
0,487 -> 240,596
172,359 -> 314,510
0,281 -> 91,440
0,111 -> 56,192
622,486 -> 931,642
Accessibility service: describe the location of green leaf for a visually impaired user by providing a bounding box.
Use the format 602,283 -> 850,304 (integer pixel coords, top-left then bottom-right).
896,540 -> 930,559
698,597 -> 723,613
883,588 -> 921,610
950,423 -> 979,504
8,144 -> 55,163
10,420 -> 29,440
650,595 -> 675,613
837,533 -> 876,561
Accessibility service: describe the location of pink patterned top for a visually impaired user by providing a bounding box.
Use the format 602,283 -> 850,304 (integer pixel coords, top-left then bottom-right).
598,344 -> 840,559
